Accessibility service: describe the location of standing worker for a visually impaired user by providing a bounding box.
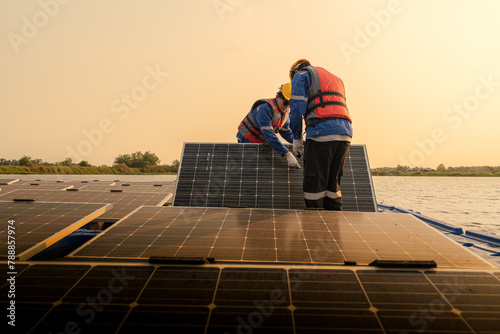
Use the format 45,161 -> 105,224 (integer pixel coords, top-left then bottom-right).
237,83 -> 301,168
289,59 -> 353,210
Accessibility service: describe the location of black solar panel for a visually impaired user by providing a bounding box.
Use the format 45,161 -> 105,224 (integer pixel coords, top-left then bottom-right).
2,263 -> 499,333
0,201 -> 111,261
342,145 -> 378,212
68,206 -> 495,269
0,178 -> 20,185
0,189 -> 171,220
173,143 -> 377,211
0,179 -> 74,193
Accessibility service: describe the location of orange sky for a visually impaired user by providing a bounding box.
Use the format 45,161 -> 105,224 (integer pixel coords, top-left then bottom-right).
2,0 -> 500,168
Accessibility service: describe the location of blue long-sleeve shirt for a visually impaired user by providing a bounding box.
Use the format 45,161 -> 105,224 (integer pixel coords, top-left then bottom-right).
289,70 -> 353,140
237,99 -> 293,156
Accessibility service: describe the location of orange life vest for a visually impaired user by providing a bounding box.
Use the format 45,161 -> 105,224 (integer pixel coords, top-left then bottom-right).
304,66 -> 351,125
238,99 -> 288,143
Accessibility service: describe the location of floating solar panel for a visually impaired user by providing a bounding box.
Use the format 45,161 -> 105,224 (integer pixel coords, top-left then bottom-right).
173,142 -> 377,211
0,180 -> 74,193
74,181 -> 176,193
2,263 -> 499,333
69,180 -> 115,190
0,201 -> 111,261
173,142 -> 303,209
0,179 -> 175,195
0,189 -> 172,220
68,206 -> 495,269
0,178 -> 20,185
342,144 -> 378,211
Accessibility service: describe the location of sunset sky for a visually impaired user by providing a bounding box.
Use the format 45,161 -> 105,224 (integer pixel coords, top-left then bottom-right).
2,0 -> 500,168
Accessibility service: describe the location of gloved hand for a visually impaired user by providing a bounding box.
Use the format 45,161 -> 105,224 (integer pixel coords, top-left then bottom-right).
286,152 -> 301,169
293,139 -> 304,157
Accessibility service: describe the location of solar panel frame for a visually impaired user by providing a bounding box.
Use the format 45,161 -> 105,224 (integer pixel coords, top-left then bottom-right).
173,142 -> 377,212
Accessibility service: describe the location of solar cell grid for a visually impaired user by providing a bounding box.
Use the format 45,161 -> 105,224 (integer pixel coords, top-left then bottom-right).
68,206 -> 495,269
358,270 -> 450,310
173,142 -> 377,211
0,189 -> 171,220
426,271 -> 500,312
0,201 -> 111,261
0,180 -> 74,193
3,263 -> 499,333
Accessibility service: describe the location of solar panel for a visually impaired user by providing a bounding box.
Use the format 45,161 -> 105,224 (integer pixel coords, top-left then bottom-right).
0,178 -> 20,185
68,206 -> 495,269
173,143 -> 377,211
0,201 -> 111,261
0,179 -> 175,194
173,142 -> 301,209
342,144 -> 378,211
0,179 -> 74,192
74,181 -> 176,193
2,263 -> 499,333
69,180 -> 116,190
0,189 -> 172,220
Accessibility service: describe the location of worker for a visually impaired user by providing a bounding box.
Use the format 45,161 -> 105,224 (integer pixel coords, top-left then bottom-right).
237,83 -> 301,168
289,59 -> 353,210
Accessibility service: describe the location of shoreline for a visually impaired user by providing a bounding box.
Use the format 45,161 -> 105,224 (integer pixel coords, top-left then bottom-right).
1,166 -> 499,177
371,172 -> 500,177
0,165 -> 177,175
1,172 -> 499,177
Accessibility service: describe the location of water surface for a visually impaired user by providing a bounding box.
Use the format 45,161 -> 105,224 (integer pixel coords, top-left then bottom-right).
373,176 -> 500,234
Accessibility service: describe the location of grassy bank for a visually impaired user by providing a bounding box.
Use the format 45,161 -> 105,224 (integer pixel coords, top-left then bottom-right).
2,166 -> 499,177
0,165 -> 177,175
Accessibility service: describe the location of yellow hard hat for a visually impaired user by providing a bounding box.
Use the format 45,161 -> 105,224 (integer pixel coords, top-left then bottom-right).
289,58 -> 311,81
279,82 -> 292,100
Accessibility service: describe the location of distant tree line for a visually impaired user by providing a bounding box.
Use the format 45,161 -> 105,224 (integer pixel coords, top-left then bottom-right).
0,157 -> 87,167
114,151 -> 160,168
372,164 -> 500,176
0,151 -> 179,174
113,151 -> 179,173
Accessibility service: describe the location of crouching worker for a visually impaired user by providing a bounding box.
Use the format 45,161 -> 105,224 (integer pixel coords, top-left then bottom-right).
237,83 -> 301,168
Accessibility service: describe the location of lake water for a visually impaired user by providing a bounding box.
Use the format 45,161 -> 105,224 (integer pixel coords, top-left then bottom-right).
4,174 -> 499,235
373,176 -> 500,235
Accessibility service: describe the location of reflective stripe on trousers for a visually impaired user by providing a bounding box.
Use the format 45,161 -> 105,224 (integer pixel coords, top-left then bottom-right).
304,190 -> 341,200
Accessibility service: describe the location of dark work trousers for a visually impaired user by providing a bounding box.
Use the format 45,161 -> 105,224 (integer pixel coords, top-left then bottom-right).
303,140 -> 350,210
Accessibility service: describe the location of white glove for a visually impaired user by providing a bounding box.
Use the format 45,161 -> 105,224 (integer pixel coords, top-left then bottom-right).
286,153 -> 301,169
293,139 -> 304,156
